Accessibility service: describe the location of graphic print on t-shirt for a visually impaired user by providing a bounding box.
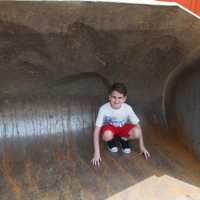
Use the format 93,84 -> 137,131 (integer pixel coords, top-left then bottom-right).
103,116 -> 126,127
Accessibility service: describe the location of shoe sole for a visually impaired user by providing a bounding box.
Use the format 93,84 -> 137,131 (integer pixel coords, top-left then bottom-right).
122,148 -> 131,154
108,147 -> 119,153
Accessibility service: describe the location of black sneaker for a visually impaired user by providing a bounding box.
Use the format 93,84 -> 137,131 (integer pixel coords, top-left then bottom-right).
107,139 -> 118,153
119,138 -> 131,154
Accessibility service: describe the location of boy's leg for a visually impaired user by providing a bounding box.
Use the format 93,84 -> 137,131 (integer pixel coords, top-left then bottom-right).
102,130 -> 114,141
127,125 -> 141,140
126,124 -> 151,159
101,125 -> 118,153
118,124 -> 138,154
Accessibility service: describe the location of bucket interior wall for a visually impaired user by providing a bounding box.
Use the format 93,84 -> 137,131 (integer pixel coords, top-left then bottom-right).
0,2 -> 200,200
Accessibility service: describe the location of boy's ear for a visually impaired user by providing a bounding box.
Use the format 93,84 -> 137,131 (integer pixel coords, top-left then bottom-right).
124,95 -> 127,101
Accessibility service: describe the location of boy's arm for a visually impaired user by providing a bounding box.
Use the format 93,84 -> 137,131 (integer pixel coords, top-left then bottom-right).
128,107 -> 150,159
91,126 -> 102,167
136,124 -> 151,159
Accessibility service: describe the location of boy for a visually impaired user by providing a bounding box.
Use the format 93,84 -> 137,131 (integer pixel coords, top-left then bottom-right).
91,82 -> 150,167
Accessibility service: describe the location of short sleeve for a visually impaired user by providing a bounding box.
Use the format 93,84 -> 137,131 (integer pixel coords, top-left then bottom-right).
95,107 -> 104,127
128,106 -> 140,124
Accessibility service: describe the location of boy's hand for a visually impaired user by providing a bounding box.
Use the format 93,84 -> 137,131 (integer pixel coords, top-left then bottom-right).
91,154 -> 102,167
140,147 -> 151,159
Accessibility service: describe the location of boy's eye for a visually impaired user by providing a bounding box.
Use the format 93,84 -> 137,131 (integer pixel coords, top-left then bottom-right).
111,96 -> 123,100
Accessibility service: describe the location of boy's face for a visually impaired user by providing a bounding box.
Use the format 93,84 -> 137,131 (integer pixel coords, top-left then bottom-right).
109,90 -> 127,109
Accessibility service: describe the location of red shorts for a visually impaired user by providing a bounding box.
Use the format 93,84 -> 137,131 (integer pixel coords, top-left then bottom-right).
101,124 -> 137,138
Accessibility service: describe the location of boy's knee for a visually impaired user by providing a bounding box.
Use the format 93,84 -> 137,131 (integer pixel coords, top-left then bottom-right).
128,126 -> 141,139
102,130 -> 114,141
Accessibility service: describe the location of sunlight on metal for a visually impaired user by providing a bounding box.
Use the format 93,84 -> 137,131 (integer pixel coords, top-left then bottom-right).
106,175 -> 200,200
0,105 -> 93,138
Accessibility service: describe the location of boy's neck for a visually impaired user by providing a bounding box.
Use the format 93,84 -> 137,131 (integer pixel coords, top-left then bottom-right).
109,102 -> 123,110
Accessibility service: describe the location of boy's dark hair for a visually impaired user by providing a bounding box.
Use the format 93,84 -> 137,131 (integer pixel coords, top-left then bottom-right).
109,82 -> 127,96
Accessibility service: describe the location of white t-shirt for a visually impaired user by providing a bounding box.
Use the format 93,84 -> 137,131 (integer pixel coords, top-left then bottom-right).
95,102 -> 140,127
